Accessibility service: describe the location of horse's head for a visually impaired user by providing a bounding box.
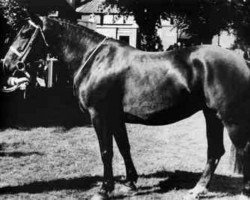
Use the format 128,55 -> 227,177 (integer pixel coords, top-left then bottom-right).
2,18 -> 48,77
1,17 -> 49,92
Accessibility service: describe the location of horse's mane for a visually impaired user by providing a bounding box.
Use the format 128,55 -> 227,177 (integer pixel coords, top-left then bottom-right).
46,17 -> 105,43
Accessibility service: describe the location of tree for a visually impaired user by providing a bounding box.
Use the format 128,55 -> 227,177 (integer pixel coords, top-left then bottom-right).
166,0 -> 232,44
231,0 -> 250,45
0,0 -> 26,57
0,0 -> 28,31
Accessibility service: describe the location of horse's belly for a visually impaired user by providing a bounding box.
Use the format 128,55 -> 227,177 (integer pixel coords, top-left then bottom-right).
123,95 -> 202,125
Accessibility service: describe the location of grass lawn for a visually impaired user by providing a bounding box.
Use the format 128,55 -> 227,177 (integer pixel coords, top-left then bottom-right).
0,109 -> 244,200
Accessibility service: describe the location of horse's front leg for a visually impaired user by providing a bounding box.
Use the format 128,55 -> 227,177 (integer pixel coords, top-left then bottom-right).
188,109 -> 224,198
113,120 -> 138,191
90,109 -> 114,200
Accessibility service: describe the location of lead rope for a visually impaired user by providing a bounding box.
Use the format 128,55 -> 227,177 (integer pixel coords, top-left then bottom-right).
74,37 -> 108,81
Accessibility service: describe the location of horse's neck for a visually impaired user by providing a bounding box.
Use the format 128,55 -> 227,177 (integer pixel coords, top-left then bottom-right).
47,21 -> 102,73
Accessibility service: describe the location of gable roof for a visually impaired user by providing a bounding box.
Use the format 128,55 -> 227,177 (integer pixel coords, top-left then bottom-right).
76,0 -> 119,14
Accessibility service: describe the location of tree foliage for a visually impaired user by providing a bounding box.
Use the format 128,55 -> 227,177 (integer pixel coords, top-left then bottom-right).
165,0 -> 232,44
0,0 -> 28,31
0,0 -> 27,56
231,0 -> 250,45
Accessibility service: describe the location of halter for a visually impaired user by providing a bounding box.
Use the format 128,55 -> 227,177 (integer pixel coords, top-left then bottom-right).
74,37 -> 108,82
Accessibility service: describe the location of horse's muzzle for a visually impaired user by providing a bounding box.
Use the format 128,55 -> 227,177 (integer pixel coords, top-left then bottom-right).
0,60 -> 31,93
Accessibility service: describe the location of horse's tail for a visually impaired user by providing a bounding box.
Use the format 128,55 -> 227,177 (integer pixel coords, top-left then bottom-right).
229,144 -> 243,174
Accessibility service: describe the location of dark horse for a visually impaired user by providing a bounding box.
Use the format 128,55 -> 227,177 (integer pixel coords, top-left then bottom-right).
3,17 -> 250,199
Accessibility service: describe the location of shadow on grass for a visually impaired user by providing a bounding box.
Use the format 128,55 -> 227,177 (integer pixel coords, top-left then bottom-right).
0,170 -> 242,197
0,176 -> 102,194
115,170 -> 242,199
0,151 -> 44,158
0,87 -> 91,129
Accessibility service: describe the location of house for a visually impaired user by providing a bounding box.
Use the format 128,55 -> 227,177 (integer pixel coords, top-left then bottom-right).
76,0 -> 138,47
76,0 -> 178,49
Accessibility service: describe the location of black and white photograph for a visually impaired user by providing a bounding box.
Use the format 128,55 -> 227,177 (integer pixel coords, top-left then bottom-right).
1,0 -> 250,199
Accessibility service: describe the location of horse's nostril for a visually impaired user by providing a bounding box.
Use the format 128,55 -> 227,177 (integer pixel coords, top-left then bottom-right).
16,61 -> 25,71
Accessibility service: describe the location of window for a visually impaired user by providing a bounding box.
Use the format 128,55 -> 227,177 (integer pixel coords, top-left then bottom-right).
119,36 -> 130,45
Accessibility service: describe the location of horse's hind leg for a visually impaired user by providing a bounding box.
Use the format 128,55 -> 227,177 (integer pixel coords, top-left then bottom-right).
242,141 -> 250,198
225,122 -> 249,199
113,120 -> 138,189
189,108 -> 225,197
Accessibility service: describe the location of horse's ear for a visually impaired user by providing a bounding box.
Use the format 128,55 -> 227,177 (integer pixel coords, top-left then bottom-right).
23,8 -> 46,29
39,16 -> 47,30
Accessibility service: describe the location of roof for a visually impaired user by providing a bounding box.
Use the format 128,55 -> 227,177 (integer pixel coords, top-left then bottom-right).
76,0 -> 120,14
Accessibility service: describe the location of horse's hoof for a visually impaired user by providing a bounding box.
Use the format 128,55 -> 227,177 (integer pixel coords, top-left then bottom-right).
183,194 -> 198,200
91,192 -> 111,200
188,185 -> 208,198
91,193 -> 108,200
124,181 -> 137,191
118,182 -> 137,196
